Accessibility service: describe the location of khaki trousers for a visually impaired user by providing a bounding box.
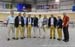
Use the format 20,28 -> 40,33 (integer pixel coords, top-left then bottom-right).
22,25 -> 26,37
16,25 -> 24,38
27,25 -> 32,38
57,28 -> 62,39
8,24 -> 15,39
50,26 -> 55,38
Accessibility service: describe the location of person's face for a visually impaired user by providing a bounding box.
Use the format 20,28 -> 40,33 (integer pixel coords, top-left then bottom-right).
63,13 -> 66,16
18,13 -> 21,16
23,13 -> 26,17
28,14 -> 31,18
39,15 -> 41,18
11,12 -> 14,17
51,15 -> 54,17
58,16 -> 61,19
34,15 -> 36,18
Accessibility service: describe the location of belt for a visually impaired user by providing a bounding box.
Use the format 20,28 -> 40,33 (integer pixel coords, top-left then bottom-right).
19,24 -> 21,25
28,24 -> 31,25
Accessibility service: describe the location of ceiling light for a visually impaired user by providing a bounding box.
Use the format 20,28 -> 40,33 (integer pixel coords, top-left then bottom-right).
55,0 -> 60,3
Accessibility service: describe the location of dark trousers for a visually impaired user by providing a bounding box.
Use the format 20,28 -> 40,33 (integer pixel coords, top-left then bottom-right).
63,26 -> 69,41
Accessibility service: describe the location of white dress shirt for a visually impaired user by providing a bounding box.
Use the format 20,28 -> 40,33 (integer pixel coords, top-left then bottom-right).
51,18 -> 54,25
28,18 -> 31,24
19,16 -> 21,24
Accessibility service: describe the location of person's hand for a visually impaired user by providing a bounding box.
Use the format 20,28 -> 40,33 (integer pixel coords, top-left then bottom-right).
62,23 -> 64,26
66,22 -> 69,26
65,24 -> 68,27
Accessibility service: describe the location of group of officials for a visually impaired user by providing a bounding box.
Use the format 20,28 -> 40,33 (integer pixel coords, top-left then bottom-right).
7,11 -> 69,42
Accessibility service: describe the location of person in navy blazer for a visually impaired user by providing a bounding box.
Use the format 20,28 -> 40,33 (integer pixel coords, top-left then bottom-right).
14,13 -> 24,40
26,15 -> 33,26
33,15 -> 38,27
48,15 -> 57,28
26,14 -> 33,38
57,16 -> 62,41
15,13 -> 24,28
33,15 -> 38,38
48,14 -> 57,39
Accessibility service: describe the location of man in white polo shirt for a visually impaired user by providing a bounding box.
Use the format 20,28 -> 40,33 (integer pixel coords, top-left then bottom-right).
7,11 -> 15,41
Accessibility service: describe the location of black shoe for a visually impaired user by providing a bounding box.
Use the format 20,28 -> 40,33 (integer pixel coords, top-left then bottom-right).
65,40 -> 69,42
63,39 -> 67,41
7,38 -> 10,41
63,39 -> 65,41
12,37 -> 15,40
57,38 -> 61,41
53,37 -> 56,39
50,37 -> 52,39
33,36 -> 36,38
63,40 -> 69,42
20,37 -> 24,39
15,38 -> 19,40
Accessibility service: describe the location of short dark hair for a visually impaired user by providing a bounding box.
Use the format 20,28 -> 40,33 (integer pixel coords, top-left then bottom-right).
39,14 -> 41,17
51,14 -> 54,16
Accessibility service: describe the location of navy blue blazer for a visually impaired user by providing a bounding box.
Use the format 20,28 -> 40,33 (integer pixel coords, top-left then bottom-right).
57,19 -> 62,28
33,17 -> 38,27
26,17 -> 33,26
48,17 -> 57,27
14,16 -> 24,28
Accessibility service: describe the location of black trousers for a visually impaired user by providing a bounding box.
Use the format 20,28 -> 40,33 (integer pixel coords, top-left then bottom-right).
63,26 -> 69,40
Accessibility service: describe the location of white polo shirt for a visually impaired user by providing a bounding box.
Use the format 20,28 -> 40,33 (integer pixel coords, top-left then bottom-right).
7,16 -> 15,24
51,18 -> 54,25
